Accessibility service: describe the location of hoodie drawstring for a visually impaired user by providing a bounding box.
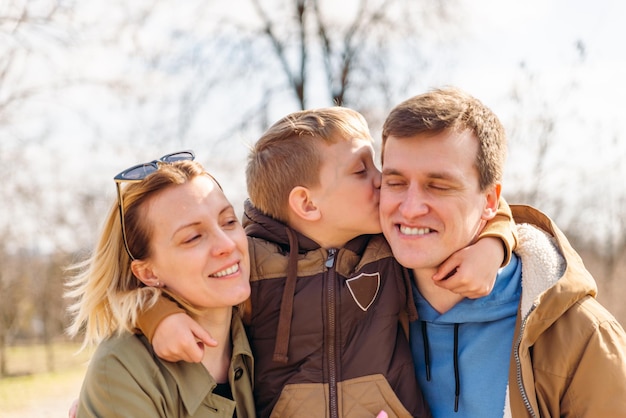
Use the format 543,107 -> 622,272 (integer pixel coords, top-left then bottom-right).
422,321 -> 462,412
272,227 -> 300,363
421,322 -> 431,381
454,322 -> 460,412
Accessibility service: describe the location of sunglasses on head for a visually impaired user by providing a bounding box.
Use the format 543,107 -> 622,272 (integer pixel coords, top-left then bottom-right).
113,150 -> 195,260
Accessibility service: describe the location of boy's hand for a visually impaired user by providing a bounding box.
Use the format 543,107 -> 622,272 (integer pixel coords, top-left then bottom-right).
432,237 -> 503,299
153,313 -> 217,362
68,398 -> 78,418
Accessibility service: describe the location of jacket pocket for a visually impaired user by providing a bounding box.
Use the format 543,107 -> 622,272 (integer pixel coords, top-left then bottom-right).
339,374 -> 413,418
270,375 -> 413,418
271,382 -> 327,417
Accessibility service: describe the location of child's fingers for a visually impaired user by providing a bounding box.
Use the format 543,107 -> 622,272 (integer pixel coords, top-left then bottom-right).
68,398 -> 78,418
433,252 -> 461,281
153,313 -> 214,362
190,321 -> 218,348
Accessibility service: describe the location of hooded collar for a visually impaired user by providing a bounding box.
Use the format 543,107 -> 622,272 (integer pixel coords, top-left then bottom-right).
511,205 -> 598,344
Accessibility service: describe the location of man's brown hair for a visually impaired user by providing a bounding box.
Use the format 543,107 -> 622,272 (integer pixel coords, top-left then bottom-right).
382,87 -> 507,191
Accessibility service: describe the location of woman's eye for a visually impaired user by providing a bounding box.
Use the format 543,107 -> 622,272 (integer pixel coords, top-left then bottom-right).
223,218 -> 240,228
184,234 -> 201,244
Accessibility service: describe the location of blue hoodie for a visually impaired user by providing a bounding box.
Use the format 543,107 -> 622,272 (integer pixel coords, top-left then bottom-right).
409,254 -> 522,418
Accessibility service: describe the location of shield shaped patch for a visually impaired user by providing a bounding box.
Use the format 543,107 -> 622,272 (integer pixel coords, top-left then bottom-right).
346,272 -> 380,311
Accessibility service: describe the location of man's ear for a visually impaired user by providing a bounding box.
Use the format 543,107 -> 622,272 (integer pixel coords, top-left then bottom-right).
288,186 -> 321,221
131,259 -> 159,287
482,183 -> 501,220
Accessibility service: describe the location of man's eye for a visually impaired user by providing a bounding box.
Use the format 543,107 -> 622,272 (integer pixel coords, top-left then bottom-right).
383,181 -> 403,188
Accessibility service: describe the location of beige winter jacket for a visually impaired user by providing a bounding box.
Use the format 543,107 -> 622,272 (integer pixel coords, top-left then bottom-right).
506,205 -> 626,417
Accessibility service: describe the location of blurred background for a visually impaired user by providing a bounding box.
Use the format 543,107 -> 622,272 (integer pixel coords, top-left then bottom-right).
1,0 -> 625,415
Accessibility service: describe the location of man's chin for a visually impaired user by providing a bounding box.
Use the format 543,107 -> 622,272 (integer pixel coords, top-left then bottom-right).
392,249 -> 440,270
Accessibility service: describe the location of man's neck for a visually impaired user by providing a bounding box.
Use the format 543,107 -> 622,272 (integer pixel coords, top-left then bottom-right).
412,269 -> 464,314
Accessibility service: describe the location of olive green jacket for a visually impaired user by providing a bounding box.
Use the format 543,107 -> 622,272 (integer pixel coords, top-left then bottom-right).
77,313 -> 255,418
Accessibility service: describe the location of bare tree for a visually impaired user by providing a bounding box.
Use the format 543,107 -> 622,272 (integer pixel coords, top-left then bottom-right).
111,0 -> 462,150
0,251 -> 29,377
241,0 -> 459,115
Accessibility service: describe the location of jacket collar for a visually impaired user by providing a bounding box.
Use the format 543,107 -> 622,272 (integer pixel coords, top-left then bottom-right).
157,312 -> 253,414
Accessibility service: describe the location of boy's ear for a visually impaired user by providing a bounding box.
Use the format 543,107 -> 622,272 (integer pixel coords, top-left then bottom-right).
481,183 -> 501,220
131,259 -> 159,287
288,186 -> 322,221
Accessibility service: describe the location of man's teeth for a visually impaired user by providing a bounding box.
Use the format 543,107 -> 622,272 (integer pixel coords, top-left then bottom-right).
211,263 -> 239,278
399,226 -> 431,236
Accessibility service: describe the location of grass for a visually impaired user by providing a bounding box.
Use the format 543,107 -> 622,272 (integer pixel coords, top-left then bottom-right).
0,342 -> 92,417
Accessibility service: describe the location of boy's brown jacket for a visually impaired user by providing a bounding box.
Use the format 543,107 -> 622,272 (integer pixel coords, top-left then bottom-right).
241,200 -> 429,418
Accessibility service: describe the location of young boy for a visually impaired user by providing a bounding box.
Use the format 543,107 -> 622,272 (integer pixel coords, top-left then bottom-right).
136,107 -> 516,417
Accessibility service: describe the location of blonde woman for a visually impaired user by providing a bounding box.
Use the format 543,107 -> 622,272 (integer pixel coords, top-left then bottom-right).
66,151 -> 255,417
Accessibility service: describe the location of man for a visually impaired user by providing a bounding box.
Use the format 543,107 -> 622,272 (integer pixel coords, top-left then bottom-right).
379,87 -> 626,417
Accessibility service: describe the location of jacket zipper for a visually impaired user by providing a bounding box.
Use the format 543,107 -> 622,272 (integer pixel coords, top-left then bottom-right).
514,304 -> 537,418
325,248 -> 339,418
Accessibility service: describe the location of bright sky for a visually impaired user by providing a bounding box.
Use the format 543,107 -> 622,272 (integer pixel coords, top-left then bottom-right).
3,0 -> 626,252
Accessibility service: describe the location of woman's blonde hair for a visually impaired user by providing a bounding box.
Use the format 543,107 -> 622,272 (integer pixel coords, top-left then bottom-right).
66,160 -> 218,348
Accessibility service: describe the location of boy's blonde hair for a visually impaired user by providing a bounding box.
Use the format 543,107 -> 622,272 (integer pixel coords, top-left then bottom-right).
246,107 -> 372,223
66,160 -> 218,348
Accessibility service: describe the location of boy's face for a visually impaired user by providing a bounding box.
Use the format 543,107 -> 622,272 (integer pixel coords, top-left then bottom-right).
380,130 -> 498,273
308,137 -> 381,247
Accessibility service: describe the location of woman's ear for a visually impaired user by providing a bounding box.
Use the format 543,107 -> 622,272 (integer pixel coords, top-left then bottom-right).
288,186 -> 321,221
131,260 -> 160,287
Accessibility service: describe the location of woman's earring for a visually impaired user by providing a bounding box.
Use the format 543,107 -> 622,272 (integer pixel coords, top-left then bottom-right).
155,281 -> 160,287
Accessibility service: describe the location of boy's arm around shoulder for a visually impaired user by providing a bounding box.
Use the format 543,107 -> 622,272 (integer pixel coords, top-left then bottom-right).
135,296 -> 185,342
135,295 -> 216,362
478,196 -> 518,266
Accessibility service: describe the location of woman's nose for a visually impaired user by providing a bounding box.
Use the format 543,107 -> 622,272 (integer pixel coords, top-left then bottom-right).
211,230 -> 237,256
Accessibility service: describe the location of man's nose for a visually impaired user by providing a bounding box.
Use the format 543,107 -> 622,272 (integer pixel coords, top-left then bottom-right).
399,184 -> 429,218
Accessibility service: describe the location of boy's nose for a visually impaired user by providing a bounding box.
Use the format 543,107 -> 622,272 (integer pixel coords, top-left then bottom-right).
372,170 -> 382,189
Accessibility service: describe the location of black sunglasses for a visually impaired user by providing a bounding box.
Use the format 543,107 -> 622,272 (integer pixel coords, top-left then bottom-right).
113,150 -> 195,260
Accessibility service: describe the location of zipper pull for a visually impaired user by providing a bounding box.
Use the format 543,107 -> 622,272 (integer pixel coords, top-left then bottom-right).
325,248 -> 337,268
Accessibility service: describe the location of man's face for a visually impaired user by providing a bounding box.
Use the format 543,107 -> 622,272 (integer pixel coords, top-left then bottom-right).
380,130 -> 499,273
